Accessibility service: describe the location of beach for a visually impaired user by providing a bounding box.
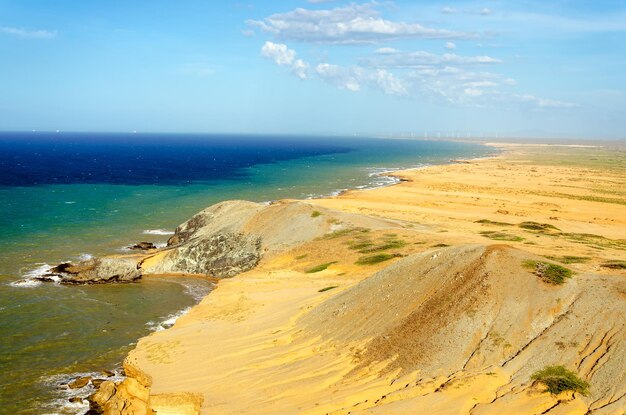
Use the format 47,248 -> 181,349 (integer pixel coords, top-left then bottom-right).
90,142 -> 625,414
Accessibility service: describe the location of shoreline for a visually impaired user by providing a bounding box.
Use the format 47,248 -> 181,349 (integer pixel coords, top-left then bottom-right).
111,140 -> 624,414
25,141 -> 496,414
47,141 -> 626,413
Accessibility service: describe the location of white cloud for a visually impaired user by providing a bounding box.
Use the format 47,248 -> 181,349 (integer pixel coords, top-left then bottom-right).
445,41 -> 456,50
315,63 -> 408,95
316,63 -> 361,91
0,26 -> 56,39
261,41 -> 310,79
248,3 -> 474,44
364,50 -> 502,68
441,6 -> 493,16
261,41 -> 296,65
375,47 -> 400,54
464,88 -> 484,96
292,59 -> 309,79
464,81 -> 498,88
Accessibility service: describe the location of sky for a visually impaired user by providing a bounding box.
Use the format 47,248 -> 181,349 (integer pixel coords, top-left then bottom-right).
1,0 -> 625,139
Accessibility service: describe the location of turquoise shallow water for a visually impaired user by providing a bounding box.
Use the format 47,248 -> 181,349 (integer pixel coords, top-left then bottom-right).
0,135 -> 491,414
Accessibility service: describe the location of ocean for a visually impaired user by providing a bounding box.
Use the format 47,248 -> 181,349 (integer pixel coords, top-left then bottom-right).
0,132 -> 491,414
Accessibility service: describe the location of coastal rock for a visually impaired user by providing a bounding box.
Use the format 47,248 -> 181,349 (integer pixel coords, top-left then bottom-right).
44,257 -> 142,284
92,379 -> 105,388
143,200 -> 399,279
129,242 -> 156,251
68,376 -> 91,389
69,397 -> 83,403
88,378 -> 150,415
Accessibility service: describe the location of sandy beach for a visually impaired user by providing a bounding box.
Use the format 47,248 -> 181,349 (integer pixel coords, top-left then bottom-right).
90,142 -> 626,415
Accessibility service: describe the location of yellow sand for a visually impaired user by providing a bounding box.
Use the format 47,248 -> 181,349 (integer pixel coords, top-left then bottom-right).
117,143 -> 625,415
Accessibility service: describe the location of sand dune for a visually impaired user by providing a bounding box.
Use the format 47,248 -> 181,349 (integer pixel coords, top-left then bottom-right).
90,143 -> 626,415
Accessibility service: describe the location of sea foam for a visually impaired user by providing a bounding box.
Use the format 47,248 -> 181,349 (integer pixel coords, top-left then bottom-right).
143,229 -> 174,236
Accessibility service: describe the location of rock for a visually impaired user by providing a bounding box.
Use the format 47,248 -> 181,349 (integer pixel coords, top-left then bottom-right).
129,242 -> 156,251
69,397 -> 83,403
68,376 -> 91,389
92,378 -> 105,388
44,257 -> 142,285
154,233 -> 262,278
88,380 -> 116,414
101,370 -> 115,377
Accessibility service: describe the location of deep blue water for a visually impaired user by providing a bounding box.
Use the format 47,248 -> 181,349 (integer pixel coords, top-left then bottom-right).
0,132 -> 352,186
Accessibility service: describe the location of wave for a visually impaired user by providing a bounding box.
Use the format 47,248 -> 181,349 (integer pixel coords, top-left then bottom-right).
10,263 -> 58,288
41,370 -> 125,415
145,278 -> 214,331
146,307 -> 191,332
143,229 -> 174,236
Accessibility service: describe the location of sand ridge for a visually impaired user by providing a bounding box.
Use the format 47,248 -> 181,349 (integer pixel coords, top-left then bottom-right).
95,143 -> 625,415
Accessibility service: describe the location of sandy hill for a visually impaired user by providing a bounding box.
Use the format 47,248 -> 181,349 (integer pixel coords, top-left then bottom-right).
84,144 -> 625,415
93,238 -> 624,415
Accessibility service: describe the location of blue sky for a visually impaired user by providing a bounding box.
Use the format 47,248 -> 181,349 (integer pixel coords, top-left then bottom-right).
1,0 -> 625,138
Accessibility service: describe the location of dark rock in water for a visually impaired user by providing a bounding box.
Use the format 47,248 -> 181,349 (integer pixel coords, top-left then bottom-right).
32,276 -> 58,282
68,376 -> 91,389
129,241 -> 156,251
91,378 -> 105,388
44,257 -> 142,285
49,262 -> 73,273
69,397 -> 83,403
101,370 -> 115,377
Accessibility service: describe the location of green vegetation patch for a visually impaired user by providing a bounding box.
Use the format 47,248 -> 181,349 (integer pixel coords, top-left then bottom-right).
531,365 -> 589,396
318,285 -> 339,292
558,232 -> 626,251
543,255 -> 591,264
311,210 -> 322,218
346,234 -> 407,254
355,253 -> 400,265
305,262 -> 337,273
523,260 -> 573,285
294,254 -> 308,260
519,221 -> 560,231
480,231 -> 524,242
358,239 -> 407,254
323,227 -> 370,240
475,219 -> 514,226
601,260 -> 626,270
432,243 -> 450,248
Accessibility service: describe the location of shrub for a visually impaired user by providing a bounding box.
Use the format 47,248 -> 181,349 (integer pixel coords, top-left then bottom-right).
357,239 -> 407,253
318,285 -> 338,292
531,365 -> 589,396
355,253 -> 399,265
305,262 -> 337,273
523,260 -> 573,284
544,255 -> 590,264
519,221 -> 560,231
601,260 -> 626,269
475,219 -> 514,226
480,231 -> 524,242
311,210 -> 322,218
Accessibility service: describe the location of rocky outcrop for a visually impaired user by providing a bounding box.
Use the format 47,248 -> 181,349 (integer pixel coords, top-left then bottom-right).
128,242 -> 156,251
142,200 -> 400,278
40,257 -> 141,284
88,378 -> 151,415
